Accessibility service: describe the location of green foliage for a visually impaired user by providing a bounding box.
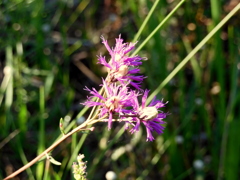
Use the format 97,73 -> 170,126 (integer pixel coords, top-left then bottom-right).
1,0 -> 240,180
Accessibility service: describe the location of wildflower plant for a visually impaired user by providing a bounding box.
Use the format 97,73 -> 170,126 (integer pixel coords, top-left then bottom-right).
73,36 -> 168,179
98,35 -> 145,89
4,1 -> 240,180
83,35 -> 168,141
4,35 -> 168,180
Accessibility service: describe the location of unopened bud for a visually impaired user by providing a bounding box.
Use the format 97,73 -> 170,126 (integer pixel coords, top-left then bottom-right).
89,127 -> 95,131
72,154 -> 87,180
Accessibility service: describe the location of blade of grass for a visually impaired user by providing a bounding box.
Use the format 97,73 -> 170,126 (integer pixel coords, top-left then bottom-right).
209,2 -> 226,175
182,36 -> 201,84
224,119 -> 240,180
66,132 -> 88,170
87,126 -> 125,178
218,26 -> 240,180
0,130 -> 20,149
15,42 -> 28,133
4,46 -> 14,134
5,46 -> 13,109
132,0 -> 161,42
65,40 -> 82,56
147,3 -> 240,104
174,168 -> 194,180
17,139 -> 36,180
51,1 -> 66,27
58,154 -> 69,178
44,71 -> 55,98
36,86 -> 45,180
131,0 -> 185,56
22,68 -> 50,76
0,66 -> 11,106
64,0 -> 90,32
210,0 -> 221,23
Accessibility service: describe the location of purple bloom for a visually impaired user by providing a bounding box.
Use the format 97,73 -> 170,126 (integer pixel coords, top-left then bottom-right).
100,35 -> 142,66
81,35 -> 169,141
98,35 -> 146,89
127,90 -> 168,141
82,80 -> 135,130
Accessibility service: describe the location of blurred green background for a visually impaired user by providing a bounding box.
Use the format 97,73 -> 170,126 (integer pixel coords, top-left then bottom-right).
1,0 -> 240,179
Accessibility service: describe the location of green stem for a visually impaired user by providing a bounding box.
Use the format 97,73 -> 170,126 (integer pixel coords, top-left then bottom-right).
3,115 -> 102,180
147,2 -> 240,104
132,0 -> 185,56
132,0 -> 161,42
36,86 -> 45,180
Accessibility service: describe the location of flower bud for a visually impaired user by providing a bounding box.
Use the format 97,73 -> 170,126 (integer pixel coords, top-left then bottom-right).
115,65 -> 128,78
72,154 -> 87,180
139,107 -> 158,120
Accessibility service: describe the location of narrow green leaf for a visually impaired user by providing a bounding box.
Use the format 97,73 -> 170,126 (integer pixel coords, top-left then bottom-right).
59,118 -> 65,135
49,156 -> 62,166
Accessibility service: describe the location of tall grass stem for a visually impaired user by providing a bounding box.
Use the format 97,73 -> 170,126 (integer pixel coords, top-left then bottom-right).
132,0 -> 161,43
132,0 -> 185,56
147,3 -> 240,104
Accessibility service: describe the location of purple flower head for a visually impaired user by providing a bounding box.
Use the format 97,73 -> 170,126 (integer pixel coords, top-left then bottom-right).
82,79 -> 135,130
98,35 -> 146,89
128,90 -> 168,141
81,35 -> 169,141
100,35 -> 142,66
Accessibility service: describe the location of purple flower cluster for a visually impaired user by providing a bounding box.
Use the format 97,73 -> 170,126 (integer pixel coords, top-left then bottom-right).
83,35 -> 168,141
98,35 -> 145,89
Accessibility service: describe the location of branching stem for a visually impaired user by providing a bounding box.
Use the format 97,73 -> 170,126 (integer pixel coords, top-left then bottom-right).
3,115 -> 107,180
